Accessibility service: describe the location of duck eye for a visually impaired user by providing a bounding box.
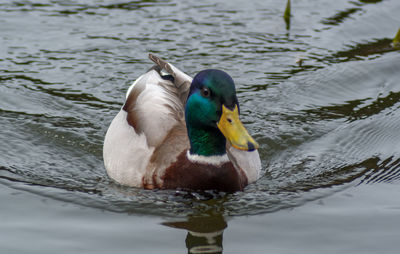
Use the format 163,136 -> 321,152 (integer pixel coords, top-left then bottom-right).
200,87 -> 210,98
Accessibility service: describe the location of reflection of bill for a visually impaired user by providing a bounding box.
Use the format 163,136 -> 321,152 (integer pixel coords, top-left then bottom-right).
163,215 -> 227,254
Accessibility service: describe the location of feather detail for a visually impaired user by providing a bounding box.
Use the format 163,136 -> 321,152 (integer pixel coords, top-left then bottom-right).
103,110 -> 154,187
143,123 -> 190,188
123,70 -> 184,147
149,53 -> 192,105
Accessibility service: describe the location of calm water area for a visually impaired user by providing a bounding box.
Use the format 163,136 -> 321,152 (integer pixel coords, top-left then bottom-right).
1,0 -> 400,253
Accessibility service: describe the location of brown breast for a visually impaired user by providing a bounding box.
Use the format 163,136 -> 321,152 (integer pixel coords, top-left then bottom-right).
160,150 -> 248,192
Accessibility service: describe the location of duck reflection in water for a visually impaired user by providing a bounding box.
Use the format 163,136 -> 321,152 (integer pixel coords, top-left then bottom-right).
163,213 -> 227,254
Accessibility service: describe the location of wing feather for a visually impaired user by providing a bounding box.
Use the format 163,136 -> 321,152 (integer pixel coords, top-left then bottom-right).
149,53 -> 192,105
123,67 -> 190,148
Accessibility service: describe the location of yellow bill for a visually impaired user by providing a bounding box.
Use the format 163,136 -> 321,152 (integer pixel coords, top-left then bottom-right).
217,105 -> 259,151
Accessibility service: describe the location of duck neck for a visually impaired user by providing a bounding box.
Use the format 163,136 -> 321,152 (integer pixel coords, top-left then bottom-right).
187,126 -> 227,157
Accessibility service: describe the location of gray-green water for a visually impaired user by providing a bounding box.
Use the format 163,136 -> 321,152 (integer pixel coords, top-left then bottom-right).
1,0 -> 400,253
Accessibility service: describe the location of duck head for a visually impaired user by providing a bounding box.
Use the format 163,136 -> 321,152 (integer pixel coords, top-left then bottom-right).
185,69 -> 259,157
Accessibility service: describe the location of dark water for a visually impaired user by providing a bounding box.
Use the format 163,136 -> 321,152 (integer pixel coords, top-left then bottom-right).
1,0 -> 400,253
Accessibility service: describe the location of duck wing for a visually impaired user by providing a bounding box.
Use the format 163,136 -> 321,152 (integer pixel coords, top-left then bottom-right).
123,54 -> 192,148
104,55 -> 192,187
148,53 -> 192,105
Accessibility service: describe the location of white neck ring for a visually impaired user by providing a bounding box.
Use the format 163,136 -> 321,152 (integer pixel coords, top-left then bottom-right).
186,150 -> 229,166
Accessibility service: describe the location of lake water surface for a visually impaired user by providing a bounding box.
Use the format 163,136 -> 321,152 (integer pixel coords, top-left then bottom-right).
1,0 -> 400,253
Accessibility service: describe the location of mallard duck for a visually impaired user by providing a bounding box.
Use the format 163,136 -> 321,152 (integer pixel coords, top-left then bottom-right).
103,54 -> 261,192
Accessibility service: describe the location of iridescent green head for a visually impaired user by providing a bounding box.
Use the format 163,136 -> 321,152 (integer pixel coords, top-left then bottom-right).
185,69 -> 258,156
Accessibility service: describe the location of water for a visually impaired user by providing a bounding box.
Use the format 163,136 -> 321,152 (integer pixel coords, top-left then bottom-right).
1,0 -> 400,253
